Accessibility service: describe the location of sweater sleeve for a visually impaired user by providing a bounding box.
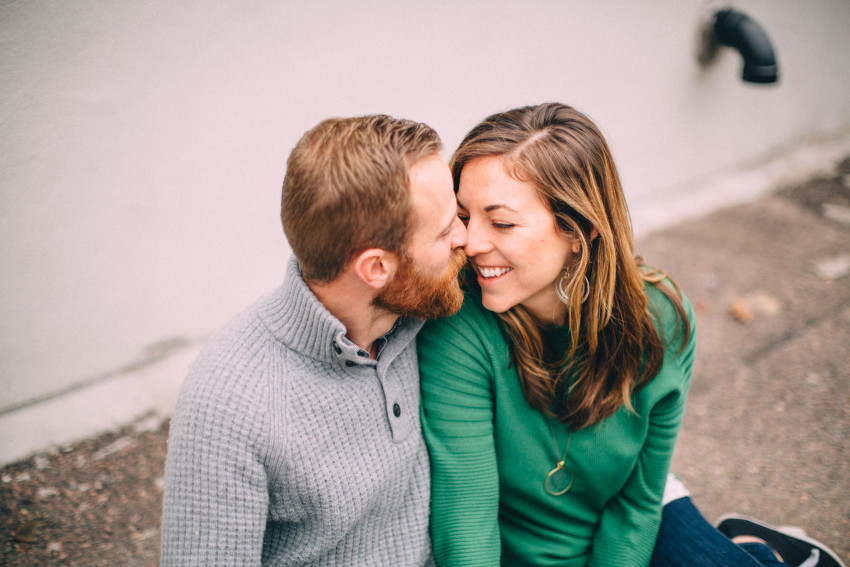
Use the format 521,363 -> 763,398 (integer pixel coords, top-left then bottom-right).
418,301 -> 502,567
160,360 -> 271,566
588,290 -> 698,567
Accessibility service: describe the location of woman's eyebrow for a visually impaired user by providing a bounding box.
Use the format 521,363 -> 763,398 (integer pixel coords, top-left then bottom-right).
484,204 -> 518,213
456,199 -> 518,214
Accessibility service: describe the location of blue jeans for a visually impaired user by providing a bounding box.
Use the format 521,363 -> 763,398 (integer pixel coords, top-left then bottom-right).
650,497 -> 787,567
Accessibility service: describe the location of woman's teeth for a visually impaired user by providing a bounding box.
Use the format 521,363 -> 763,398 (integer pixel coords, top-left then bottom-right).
479,266 -> 512,279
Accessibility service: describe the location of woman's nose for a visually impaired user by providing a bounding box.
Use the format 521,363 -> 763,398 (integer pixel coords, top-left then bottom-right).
463,221 -> 492,256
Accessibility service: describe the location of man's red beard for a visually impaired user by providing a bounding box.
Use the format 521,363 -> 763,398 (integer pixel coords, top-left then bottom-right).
373,248 -> 466,319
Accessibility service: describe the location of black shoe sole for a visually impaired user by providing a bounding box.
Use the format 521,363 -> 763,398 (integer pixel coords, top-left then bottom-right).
716,514 -> 846,567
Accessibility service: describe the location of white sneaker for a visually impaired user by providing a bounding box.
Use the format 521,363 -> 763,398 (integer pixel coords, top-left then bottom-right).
661,473 -> 691,506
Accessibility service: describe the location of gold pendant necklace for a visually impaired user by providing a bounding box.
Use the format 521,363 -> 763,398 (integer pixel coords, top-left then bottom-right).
544,418 -> 574,496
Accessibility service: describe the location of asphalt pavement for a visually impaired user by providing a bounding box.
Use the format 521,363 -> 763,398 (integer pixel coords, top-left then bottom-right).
639,156 -> 850,561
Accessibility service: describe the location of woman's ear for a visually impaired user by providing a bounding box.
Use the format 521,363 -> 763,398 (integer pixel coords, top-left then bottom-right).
351,248 -> 398,290
572,226 -> 599,255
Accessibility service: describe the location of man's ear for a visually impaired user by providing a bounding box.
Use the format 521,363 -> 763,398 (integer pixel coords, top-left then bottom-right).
351,248 -> 398,290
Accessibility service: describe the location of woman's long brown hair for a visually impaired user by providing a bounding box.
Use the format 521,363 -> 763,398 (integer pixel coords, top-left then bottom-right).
451,103 -> 691,429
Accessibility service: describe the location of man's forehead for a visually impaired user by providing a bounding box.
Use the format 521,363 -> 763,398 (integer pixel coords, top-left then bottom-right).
408,155 -> 457,235
410,157 -> 454,204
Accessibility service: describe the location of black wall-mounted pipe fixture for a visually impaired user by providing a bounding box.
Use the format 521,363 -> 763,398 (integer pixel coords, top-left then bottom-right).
711,9 -> 779,84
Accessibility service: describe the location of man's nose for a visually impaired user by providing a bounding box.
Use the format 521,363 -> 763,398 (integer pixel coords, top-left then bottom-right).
450,215 -> 468,249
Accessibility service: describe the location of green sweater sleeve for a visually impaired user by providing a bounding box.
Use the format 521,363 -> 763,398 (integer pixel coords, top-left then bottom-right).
418,299 -> 502,567
588,287 -> 698,567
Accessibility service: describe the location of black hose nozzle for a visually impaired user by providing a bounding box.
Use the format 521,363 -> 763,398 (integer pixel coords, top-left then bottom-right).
712,9 -> 779,84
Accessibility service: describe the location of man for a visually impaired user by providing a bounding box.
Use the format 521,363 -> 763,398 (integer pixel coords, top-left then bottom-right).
161,115 -> 467,566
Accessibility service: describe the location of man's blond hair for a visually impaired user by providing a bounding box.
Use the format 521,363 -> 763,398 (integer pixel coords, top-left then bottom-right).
281,115 -> 442,282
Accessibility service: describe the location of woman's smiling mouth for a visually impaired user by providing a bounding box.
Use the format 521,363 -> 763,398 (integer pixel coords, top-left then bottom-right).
476,265 -> 513,279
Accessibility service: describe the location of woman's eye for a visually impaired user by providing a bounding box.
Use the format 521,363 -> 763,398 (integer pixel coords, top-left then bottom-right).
493,222 -> 515,230
457,214 -> 470,226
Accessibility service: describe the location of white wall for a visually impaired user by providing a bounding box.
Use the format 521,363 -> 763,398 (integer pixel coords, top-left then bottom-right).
2,0 -> 849,464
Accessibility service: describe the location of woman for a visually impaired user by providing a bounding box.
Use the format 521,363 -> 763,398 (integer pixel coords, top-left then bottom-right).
417,103 -> 843,567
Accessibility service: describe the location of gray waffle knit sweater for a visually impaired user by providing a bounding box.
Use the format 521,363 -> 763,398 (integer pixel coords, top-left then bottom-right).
161,257 -> 434,566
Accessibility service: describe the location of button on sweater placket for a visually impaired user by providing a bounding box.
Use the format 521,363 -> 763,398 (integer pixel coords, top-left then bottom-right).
332,339 -> 378,375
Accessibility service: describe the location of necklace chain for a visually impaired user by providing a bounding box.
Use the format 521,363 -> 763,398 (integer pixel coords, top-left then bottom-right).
544,418 -> 574,496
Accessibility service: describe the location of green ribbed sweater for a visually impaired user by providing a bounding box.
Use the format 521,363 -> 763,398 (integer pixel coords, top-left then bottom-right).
418,283 -> 696,567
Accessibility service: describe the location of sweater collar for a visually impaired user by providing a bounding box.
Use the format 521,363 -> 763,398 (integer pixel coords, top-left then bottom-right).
257,256 -> 422,363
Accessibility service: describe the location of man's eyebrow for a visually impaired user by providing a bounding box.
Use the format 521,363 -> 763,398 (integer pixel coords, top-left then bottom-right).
439,213 -> 455,236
